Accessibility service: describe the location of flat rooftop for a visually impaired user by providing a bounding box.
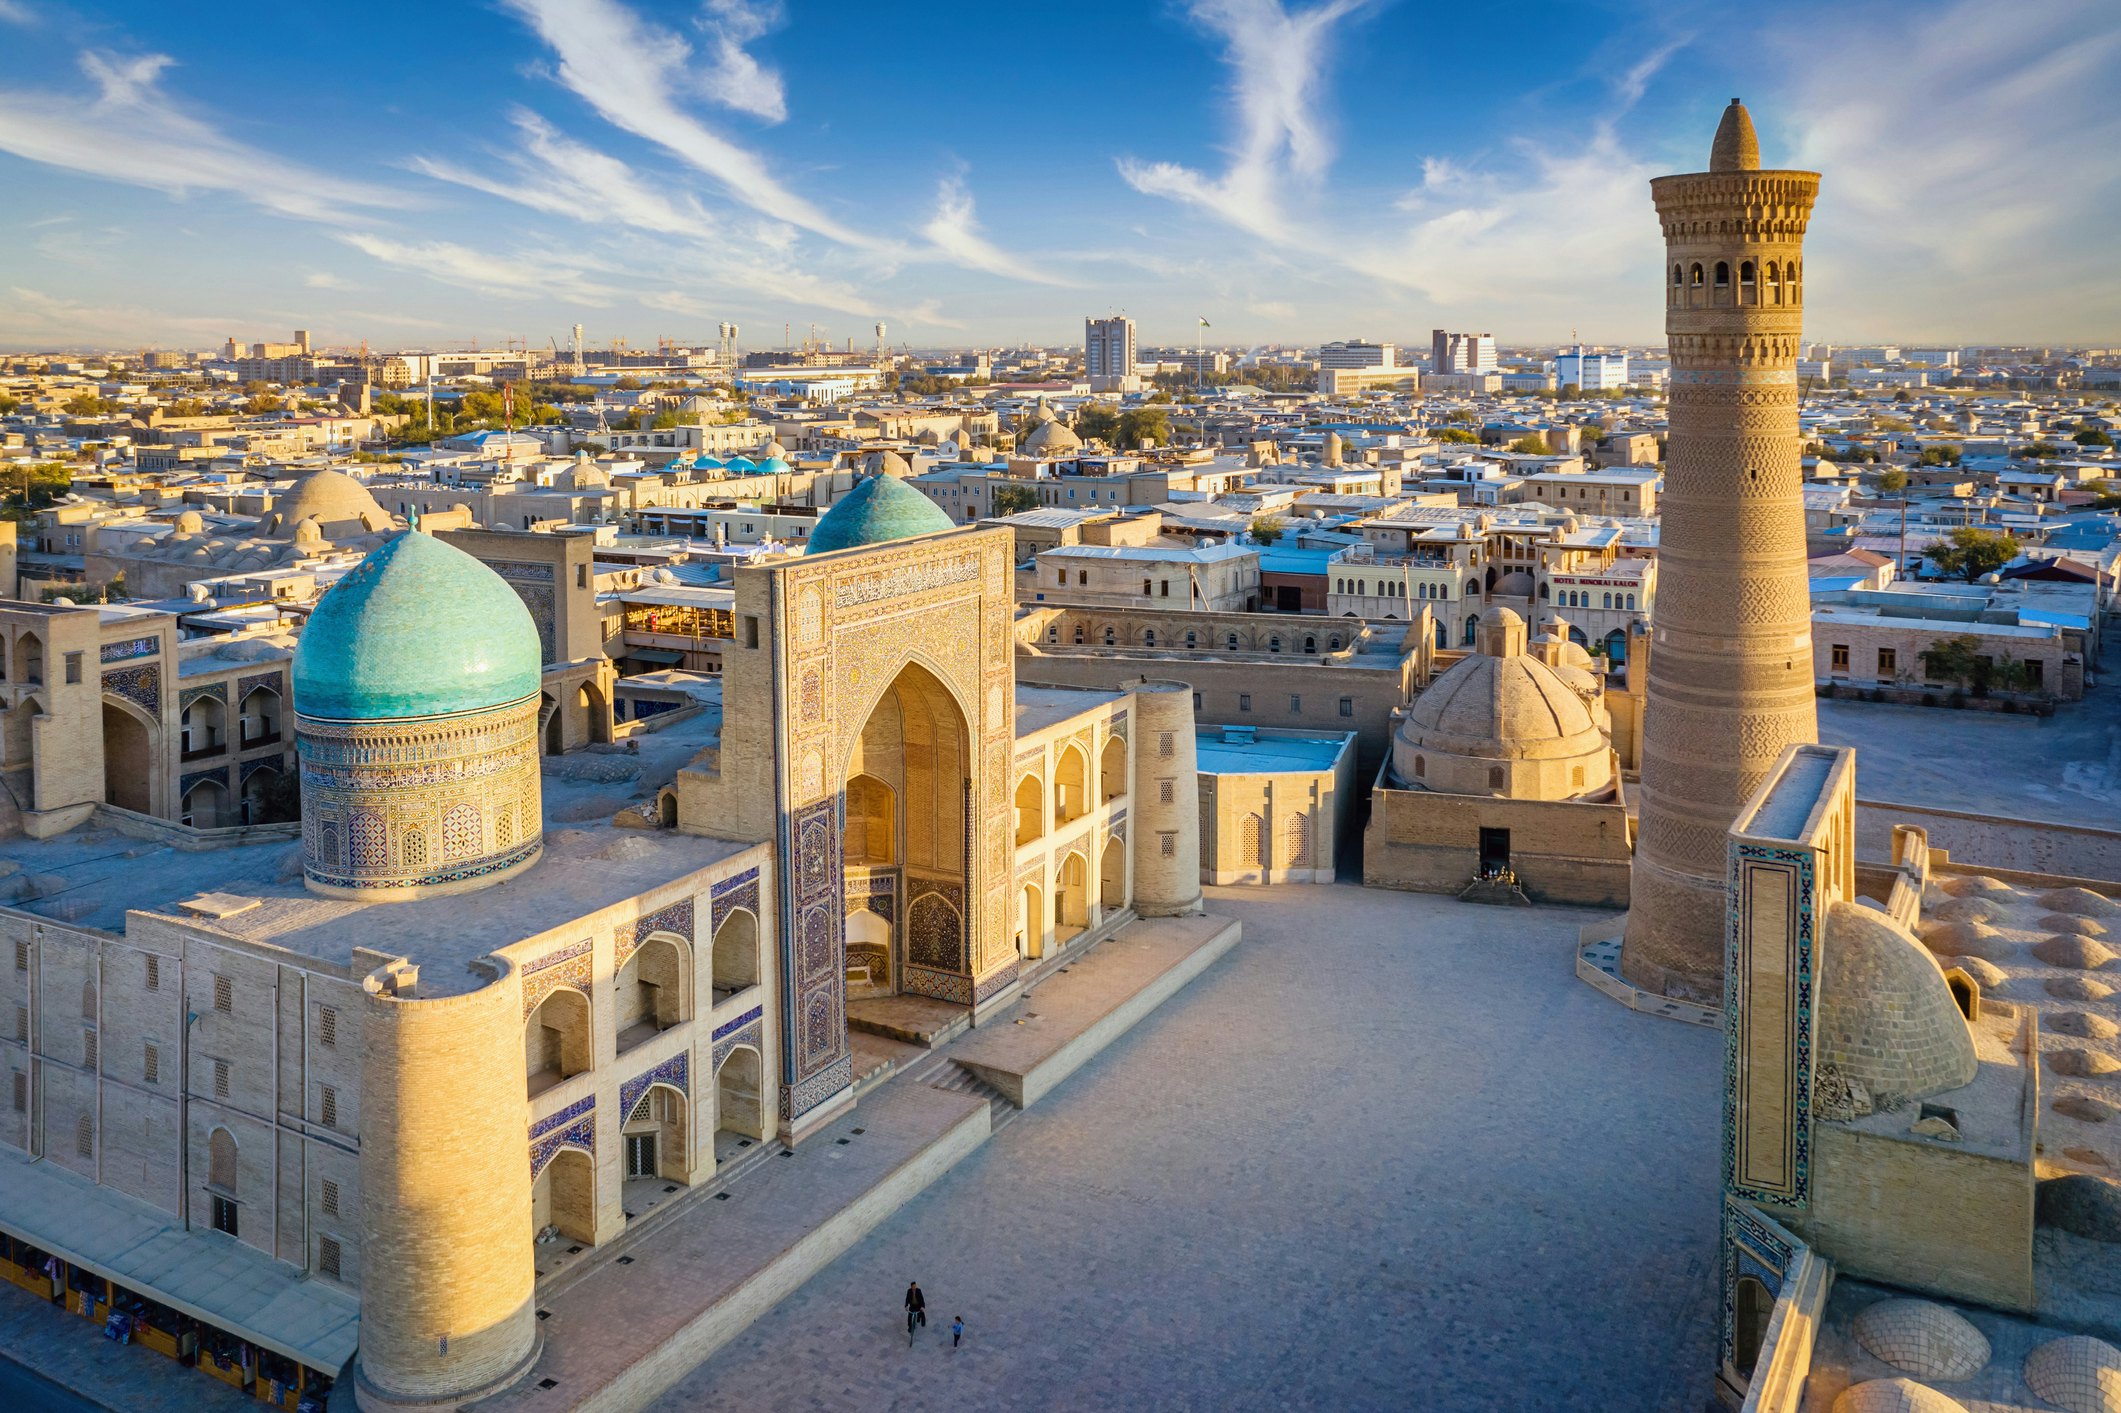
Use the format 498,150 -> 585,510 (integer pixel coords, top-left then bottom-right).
0,707 -> 749,994
1196,728 -> 1352,775
1016,683 -> 1124,737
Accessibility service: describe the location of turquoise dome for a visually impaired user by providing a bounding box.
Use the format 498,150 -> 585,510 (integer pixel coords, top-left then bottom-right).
757,456 -> 791,474
805,474 -> 955,555
724,456 -> 757,472
294,531 -> 542,720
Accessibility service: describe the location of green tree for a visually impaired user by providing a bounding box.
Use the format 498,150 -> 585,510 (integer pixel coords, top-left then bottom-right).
1915,444 -> 1961,466
1116,406 -> 1170,450
1918,634 -> 1983,691
1073,403 -> 1120,443
1250,513 -> 1285,544
2072,427 -> 2114,447
612,376 -> 643,391
1507,433 -> 1551,454
2014,441 -> 2064,458
1927,526 -> 2018,582
1877,466 -> 1909,493
989,483 -> 1038,517
0,394 -> 20,416
1435,427 -> 1480,445
243,392 -> 282,416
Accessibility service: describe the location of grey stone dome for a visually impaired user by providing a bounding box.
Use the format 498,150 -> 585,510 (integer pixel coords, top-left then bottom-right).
1818,901 -> 1978,1107
1020,418 -> 1082,456
1391,606 -> 1613,800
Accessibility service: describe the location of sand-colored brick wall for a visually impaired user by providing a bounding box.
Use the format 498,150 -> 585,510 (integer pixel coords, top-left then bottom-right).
1784,1123 -> 2035,1312
1363,785 -> 1633,907
355,958 -> 537,1408
1129,683 -> 1202,916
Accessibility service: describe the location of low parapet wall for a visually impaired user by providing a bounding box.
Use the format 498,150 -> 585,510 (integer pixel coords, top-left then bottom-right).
1855,798 -> 2121,887
1735,1244 -> 1833,1413
90,803 -> 300,852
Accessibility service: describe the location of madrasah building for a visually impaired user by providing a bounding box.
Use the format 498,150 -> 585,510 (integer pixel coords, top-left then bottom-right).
0,470 -> 1213,1409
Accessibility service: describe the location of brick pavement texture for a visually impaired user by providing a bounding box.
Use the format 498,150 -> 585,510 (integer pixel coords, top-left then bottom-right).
649,882 -> 1724,1412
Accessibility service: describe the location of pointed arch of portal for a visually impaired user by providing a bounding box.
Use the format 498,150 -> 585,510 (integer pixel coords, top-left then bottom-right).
841,658 -> 973,1008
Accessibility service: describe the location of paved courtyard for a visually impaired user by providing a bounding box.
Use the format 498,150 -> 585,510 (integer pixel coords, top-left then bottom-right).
1817,677 -> 2120,827
651,883 -> 1725,1412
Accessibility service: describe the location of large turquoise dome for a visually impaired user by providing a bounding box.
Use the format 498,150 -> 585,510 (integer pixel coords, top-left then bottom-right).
805,474 -> 955,555
294,530 -> 541,720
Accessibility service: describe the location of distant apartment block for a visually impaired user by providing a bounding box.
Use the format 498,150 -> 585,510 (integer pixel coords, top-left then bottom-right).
1085,315 -> 1140,393
1431,329 -> 1498,374
1555,346 -> 1629,391
1317,340 -> 1396,370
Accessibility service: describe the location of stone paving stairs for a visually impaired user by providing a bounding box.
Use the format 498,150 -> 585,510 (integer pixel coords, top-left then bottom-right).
924,1062 -> 1020,1133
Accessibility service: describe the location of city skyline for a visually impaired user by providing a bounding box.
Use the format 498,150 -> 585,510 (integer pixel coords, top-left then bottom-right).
0,0 -> 2117,352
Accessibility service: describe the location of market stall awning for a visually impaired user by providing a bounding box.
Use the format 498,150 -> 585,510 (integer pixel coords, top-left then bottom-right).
0,1148 -> 358,1372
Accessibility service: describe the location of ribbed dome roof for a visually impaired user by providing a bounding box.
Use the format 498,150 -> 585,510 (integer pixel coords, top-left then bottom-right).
263,469 -> 389,538
1021,418 -> 1082,455
805,475 -> 955,556
1818,901 -> 1978,1106
294,530 -> 541,720
1401,610 -> 1603,761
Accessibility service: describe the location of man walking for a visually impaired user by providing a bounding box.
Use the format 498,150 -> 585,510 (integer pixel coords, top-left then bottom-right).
904,1281 -> 926,1342
951,1315 -> 965,1349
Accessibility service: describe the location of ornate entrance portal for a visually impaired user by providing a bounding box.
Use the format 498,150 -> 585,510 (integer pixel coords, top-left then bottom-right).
679,525 -> 1021,1140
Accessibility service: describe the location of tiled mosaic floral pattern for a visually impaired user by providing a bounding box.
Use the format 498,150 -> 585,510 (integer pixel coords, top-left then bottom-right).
620,1051 -> 689,1122
530,1094 -> 595,1179
298,695 -> 542,893
102,663 -> 160,715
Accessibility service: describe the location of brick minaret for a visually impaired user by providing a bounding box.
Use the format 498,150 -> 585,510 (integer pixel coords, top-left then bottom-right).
1622,101 -> 1821,1000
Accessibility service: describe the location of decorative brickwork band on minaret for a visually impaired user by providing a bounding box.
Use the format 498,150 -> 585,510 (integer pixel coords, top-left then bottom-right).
1621,100 -> 1822,1001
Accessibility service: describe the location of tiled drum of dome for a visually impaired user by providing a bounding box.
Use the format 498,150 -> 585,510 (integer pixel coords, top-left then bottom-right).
292,530 -> 545,897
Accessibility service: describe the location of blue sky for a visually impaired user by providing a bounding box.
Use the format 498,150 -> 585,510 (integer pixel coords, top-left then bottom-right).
0,0 -> 2116,353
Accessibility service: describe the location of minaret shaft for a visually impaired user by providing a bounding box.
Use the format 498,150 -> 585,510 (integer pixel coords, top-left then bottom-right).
1621,104 -> 1822,1000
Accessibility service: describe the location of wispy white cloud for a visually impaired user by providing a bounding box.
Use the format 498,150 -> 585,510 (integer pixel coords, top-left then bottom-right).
303,272 -> 353,290
1779,0 -> 2121,336
1614,35 -> 1687,110
0,50 -> 403,221
1118,0 -> 1374,242
0,2 -> 35,26
921,175 -> 1074,286
502,0 -> 878,249
0,286 -> 232,346
411,109 -> 712,237
694,0 -> 787,123
409,110 -> 893,316
337,233 -> 624,304
1356,128 -> 1659,309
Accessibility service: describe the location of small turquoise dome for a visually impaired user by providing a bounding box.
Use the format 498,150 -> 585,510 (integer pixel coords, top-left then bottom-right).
294,531 -> 541,720
806,474 -> 956,555
757,456 -> 791,474
724,456 -> 757,472
696,456 -> 724,470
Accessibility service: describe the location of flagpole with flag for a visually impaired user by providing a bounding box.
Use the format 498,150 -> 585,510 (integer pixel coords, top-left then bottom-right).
1196,316 -> 1210,394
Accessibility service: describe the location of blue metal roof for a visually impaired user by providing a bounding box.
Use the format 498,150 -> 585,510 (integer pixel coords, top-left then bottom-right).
1258,547 -> 1335,575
